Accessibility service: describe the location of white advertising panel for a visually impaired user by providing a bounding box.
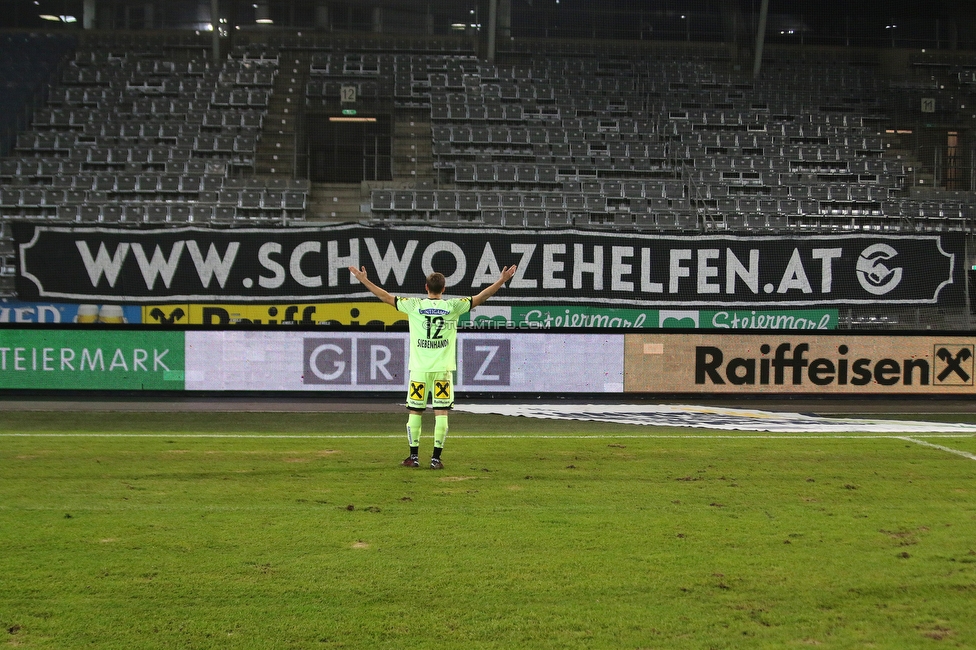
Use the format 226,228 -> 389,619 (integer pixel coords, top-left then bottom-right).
456,333 -> 623,393
185,331 -> 624,393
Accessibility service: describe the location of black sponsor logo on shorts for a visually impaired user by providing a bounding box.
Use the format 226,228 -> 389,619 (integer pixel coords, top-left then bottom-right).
434,380 -> 451,399
409,381 -> 426,400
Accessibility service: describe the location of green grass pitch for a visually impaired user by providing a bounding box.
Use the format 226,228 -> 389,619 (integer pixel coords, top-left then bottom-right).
1,410 -> 976,649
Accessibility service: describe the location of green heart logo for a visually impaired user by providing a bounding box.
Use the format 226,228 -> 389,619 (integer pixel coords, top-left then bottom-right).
661,317 -> 696,328
473,315 -> 508,324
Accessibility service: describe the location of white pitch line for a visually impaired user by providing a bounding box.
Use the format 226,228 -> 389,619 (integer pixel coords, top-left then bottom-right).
898,436 -> 976,461
2,432 -> 976,440
0,433 -> 403,439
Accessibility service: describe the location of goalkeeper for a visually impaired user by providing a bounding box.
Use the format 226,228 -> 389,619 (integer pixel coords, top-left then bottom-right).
349,264 -> 517,469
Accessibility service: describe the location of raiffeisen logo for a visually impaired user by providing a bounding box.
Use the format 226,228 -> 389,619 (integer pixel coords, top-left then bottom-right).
695,342 -> 974,387
855,243 -> 903,295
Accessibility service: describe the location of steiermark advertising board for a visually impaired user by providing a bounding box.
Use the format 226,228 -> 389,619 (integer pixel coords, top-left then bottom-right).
0,330 -> 184,389
461,306 -> 837,329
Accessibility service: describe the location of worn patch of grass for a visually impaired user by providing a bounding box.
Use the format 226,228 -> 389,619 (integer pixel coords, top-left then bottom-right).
1,411 -> 975,649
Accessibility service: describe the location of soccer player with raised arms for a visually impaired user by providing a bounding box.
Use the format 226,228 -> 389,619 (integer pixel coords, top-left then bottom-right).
348,263 -> 517,469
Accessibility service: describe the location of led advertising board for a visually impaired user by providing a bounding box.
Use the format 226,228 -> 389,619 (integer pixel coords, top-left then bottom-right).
624,333 -> 976,394
5,329 -> 976,395
184,331 -> 623,392
0,329 -> 184,389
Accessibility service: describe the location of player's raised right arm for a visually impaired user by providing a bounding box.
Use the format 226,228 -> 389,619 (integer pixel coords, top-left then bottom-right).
472,265 -> 517,307
348,265 -> 396,306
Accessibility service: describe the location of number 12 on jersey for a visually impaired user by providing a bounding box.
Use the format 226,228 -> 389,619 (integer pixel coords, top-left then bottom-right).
425,315 -> 444,339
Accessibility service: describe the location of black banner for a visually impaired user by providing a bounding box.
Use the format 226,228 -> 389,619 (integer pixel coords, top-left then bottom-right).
11,224 -> 964,307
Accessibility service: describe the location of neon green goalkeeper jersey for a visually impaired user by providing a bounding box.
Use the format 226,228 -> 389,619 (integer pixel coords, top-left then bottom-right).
395,296 -> 472,372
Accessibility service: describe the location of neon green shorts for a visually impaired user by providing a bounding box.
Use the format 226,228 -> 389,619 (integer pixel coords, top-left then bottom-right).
406,371 -> 454,410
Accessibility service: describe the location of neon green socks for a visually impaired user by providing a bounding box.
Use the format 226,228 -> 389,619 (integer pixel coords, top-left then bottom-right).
434,415 -> 448,449
407,412 -> 422,448
407,413 -> 447,454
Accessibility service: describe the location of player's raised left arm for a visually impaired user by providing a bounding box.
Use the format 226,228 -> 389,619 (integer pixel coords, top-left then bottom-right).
472,265 -> 517,307
348,265 -> 396,306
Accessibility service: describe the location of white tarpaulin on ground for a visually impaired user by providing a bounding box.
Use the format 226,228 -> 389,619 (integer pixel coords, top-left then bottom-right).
455,403 -> 976,433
